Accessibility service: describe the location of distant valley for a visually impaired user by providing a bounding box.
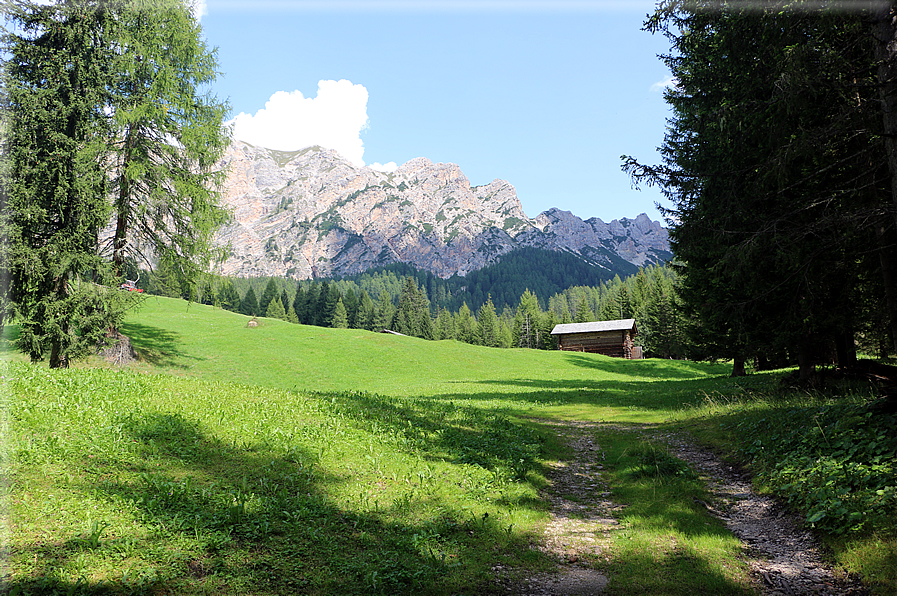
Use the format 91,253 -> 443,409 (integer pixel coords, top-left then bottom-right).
213,140 -> 672,281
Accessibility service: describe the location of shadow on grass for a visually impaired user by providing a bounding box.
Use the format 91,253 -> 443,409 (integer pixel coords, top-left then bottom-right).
562,353 -> 731,380
7,409 -> 541,596
119,322 -> 201,368
432,373 -> 773,415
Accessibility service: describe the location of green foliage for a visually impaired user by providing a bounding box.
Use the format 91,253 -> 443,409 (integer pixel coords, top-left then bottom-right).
331,297 -> 348,328
217,278 -> 240,312
629,3 -> 893,375
476,297 -> 500,347
3,0 -> 119,367
265,296 -> 287,321
107,0 -> 230,287
734,403 -> 897,535
259,278 -> 280,315
1,0 -> 229,367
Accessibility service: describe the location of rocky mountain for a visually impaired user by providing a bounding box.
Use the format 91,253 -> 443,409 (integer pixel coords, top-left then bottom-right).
213,140 -> 671,280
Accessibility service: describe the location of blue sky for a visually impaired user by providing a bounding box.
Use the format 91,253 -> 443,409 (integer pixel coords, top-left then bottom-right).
196,1 -> 675,223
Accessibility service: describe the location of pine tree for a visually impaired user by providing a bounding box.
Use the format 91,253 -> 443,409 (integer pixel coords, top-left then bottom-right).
477,297 -> 500,347
4,0 -> 121,366
259,278 -> 279,315
436,307 -> 454,340
343,289 -> 359,328
106,0 -> 229,287
393,277 -> 423,336
374,290 -> 394,331
218,279 -> 240,311
356,290 -> 375,331
575,293 -> 595,323
455,303 -> 477,344
292,283 -> 305,322
513,290 -> 543,348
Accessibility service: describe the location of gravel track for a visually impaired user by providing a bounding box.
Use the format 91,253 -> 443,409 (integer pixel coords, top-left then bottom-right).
493,420 -> 870,596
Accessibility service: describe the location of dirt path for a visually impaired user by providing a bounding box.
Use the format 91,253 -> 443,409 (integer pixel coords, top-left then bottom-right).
493,420 -> 869,596
494,420 -> 613,595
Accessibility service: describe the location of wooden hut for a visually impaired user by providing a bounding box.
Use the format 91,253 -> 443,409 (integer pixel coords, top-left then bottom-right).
550,319 -> 639,359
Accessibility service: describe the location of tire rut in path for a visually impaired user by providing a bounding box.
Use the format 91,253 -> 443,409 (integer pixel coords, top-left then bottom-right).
658,430 -> 870,596
496,420 -> 613,595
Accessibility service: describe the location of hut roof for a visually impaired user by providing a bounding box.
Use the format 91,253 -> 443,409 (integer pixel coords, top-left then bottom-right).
550,319 -> 637,336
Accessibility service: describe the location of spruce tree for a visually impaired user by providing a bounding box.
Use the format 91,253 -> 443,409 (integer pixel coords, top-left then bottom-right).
239,286 -> 259,317
265,297 -> 286,320
455,303 -> 477,344
259,278 -> 279,315
4,0 -> 121,366
356,290 -> 375,331
477,298 -> 500,347
218,279 -> 240,312
332,298 -> 349,329
374,290 -> 394,331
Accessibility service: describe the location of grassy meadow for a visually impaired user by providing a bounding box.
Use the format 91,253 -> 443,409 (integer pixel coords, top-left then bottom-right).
2,296 -> 894,595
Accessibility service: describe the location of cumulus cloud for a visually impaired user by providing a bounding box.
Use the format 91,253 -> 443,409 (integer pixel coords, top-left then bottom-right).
229,80 -> 371,166
369,162 -> 398,172
650,75 -> 679,93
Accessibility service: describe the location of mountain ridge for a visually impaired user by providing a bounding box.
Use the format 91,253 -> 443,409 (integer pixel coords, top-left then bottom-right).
213,140 -> 671,280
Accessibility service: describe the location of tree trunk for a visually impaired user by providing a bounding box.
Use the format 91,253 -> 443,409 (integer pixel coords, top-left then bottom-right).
877,221 -> 897,354
731,356 -> 746,377
49,272 -> 69,369
798,342 -> 815,382
835,329 -> 857,368
873,4 -> 897,230
113,125 -> 133,277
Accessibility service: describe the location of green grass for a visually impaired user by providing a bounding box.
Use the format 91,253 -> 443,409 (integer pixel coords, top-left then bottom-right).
3,296 -> 895,594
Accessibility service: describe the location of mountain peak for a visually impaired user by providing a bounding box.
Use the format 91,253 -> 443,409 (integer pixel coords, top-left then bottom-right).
214,140 -> 670,279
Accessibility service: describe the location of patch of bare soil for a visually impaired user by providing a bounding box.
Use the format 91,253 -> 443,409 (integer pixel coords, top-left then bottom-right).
495,420 -> 870,596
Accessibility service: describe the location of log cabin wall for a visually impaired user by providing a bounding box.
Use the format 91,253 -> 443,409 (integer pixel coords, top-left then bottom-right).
557,330 -> 635,359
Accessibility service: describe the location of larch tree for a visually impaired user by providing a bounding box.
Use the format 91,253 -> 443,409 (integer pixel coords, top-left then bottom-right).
105,0 -> 230,287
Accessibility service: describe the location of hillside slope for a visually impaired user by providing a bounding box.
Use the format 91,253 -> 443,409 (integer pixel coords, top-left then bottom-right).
120,296 -> 719,400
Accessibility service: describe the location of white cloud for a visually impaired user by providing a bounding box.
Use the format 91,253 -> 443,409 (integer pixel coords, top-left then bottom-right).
650,75 -> 679,93
229,80 -> 371,166
369,162 -> 398,172
190,0 -> 208,19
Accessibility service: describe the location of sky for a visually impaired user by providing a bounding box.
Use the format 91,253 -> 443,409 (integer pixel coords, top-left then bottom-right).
195,0 -> 676,223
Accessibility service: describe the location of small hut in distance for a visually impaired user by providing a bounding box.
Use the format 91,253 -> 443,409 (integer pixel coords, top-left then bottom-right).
550,319 -> 640,359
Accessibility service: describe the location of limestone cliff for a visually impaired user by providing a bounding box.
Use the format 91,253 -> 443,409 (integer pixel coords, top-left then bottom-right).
213,141 -> 671,279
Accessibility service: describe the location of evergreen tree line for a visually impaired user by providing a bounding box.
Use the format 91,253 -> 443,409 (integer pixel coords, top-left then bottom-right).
144,260 -> 684,356
143,247 -> 662,318
142,247 -> 645,317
